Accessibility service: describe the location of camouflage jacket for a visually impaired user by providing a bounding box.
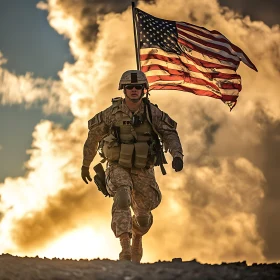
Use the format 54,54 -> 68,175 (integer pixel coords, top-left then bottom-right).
82,97 -> 183,168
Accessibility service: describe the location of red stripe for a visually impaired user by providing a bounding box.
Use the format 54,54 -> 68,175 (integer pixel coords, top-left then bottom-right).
178,29 -> 239,60
221,82 -> 242,91
178,21 -> 224,38
140,52 -> 236,71
141,61 -> 241,80
178,37 -> 240,67
147,73 -> 220,91
147,74 -> 241,93
177,23 -> 238,52
221,95 -> 238,102
145,69 -> 241,92
177,23 -> 257,71
178,21 -> 243,55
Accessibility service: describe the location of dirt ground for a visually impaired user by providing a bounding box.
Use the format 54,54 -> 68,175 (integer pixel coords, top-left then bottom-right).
1,254 -> 280,280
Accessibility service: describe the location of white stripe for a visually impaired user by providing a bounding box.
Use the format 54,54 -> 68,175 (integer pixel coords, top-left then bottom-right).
178,26 -> 241,58
140,48 -> 237,73
178,45 -> 237,69
178,32 -> 240,62
141,58 -> 234,76
178,22 -> 229,42
148,76 -> 239,96
177,22 -> 255,69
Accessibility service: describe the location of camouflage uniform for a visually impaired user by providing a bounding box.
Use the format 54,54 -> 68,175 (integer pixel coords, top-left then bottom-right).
82,98 -> 183,237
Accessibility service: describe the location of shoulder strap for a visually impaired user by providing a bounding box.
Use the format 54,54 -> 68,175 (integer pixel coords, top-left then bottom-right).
143,98 -> 167,175
143,98 -> 161,138
111,97 -> 123,108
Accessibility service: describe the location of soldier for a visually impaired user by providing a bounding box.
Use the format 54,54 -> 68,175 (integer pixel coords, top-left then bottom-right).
81,70 -> 183,262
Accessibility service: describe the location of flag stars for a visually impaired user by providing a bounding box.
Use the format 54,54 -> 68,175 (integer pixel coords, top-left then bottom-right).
137,9 -> 181,54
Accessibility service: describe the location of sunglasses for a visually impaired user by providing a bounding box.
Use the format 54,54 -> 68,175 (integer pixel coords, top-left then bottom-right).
124,84 -> 144,90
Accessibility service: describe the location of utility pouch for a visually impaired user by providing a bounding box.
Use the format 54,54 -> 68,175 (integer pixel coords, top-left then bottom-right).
134,142 -> 149,168
102,134 -> 120,162
119,143 -> 134,168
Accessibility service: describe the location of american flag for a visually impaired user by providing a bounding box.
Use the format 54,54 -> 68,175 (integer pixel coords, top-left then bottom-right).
134,8 -> 257,110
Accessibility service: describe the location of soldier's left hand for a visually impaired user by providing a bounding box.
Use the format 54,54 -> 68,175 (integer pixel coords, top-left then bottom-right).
172,157 -> 183,172
81,166 -> 92,184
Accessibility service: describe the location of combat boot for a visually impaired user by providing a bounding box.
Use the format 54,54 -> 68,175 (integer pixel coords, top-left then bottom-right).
119,233 -> 131,261
131,233 -> 143,263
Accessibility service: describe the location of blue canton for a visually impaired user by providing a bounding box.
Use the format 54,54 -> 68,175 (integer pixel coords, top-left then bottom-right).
136,9 -> 182,55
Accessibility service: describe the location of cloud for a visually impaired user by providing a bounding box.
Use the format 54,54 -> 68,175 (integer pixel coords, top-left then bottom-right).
37,0 -> 155,57
218,0 -> 280,27
148,157 -> 265,263
10,182 -> 110,251
0,52 -> 70,114
0,52 -> 8,66
0,0 -> 280,263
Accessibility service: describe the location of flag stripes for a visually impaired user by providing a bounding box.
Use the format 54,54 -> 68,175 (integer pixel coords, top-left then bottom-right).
177,22 -> 257,71
135,8 -> 257,110
140,48 -> 241,96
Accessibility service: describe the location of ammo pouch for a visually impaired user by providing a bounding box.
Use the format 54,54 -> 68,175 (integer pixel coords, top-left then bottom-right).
134,142 -> 149,168
102,134 -> 120,162
119,143 -> 134,168
118,142 -> 150,169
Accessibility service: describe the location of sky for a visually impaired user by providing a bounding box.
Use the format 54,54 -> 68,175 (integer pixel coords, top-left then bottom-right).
0,0 -> 280,263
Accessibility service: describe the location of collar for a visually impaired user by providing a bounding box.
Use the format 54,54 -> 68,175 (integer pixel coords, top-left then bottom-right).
122,100 -> 145,117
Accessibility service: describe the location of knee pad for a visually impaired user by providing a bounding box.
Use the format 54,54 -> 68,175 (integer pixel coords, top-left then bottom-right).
114,187 -> 131,210
136,215 -> 151,228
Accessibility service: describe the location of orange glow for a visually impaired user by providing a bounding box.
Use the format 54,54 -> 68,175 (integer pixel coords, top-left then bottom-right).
32,226 -> 120,260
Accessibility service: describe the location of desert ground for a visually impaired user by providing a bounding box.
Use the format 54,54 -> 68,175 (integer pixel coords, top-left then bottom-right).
1,254 -> 280,280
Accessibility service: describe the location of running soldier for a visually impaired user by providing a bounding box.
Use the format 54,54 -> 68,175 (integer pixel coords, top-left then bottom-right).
81,70 -> 183,262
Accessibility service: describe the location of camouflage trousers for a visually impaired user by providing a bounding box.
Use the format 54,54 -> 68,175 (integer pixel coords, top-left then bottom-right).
105,163 -> 162,238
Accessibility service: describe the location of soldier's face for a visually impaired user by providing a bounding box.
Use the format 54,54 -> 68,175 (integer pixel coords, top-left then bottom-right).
124,84 -> 144,101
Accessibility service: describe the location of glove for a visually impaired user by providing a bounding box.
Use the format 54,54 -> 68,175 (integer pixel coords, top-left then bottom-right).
81,166 -> 92,184
172,157 -> 183,172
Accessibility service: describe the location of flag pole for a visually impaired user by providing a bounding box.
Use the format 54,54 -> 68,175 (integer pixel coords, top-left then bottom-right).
131,1 -> 141,70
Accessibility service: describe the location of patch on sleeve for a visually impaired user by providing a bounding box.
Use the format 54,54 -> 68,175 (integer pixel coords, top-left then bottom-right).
161,112 -> 177,129
88,112 -> 102,129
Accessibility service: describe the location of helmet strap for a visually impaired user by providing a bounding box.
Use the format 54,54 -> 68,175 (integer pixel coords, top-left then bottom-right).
145,90 -> 150,99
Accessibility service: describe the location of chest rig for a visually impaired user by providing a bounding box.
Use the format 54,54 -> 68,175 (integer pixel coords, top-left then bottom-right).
101,98 -> 157,169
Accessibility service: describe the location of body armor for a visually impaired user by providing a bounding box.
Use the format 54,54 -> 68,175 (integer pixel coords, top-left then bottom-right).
100,98 -> 157,169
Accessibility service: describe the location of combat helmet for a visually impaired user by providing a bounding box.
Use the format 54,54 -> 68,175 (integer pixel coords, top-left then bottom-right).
118,70 -> 149,90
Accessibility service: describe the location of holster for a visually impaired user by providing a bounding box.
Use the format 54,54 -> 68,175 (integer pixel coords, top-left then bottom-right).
93,163 -> 111,197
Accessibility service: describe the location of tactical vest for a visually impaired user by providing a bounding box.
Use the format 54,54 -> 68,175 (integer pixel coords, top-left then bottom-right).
101,98 -> 157,169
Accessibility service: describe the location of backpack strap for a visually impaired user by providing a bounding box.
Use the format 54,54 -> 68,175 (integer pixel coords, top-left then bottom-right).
143,98 -> 167,175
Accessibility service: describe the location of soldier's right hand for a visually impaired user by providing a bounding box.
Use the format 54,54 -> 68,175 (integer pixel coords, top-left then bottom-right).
81,166 -> 92,184
172,157 -> 183,172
